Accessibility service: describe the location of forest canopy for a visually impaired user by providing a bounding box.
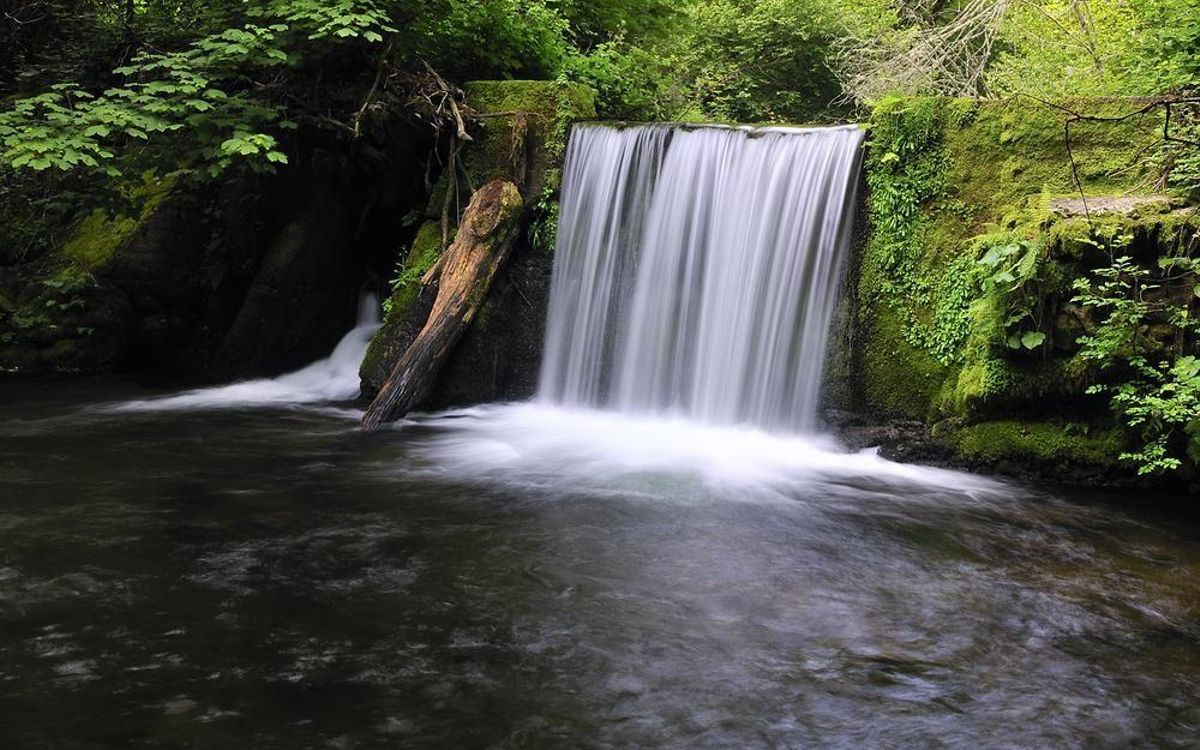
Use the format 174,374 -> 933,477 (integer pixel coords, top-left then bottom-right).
1,0 -> 1197,178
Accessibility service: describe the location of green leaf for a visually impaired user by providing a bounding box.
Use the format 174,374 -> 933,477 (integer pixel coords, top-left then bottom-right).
1021,331 -> 1046,350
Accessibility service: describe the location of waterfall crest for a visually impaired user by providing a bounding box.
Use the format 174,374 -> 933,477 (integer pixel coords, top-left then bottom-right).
539,123 -> 864,432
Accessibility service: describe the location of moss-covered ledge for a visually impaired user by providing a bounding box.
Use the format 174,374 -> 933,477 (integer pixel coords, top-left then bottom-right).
359,80 -> 596,403
843,95 -> 1198,484
933,419 -> 1127,483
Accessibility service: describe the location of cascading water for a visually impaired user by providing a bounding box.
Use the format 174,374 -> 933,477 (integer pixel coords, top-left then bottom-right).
540,123 -> 864,432
109,294 -> 381,411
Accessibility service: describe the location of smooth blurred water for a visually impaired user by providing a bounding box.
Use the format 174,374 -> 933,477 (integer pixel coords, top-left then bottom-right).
541,124 -> 864,431
2,381 -> 1199,749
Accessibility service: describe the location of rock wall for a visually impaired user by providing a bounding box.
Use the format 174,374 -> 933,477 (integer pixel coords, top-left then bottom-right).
839,96 -> 1198,482
0,122 -> 432,378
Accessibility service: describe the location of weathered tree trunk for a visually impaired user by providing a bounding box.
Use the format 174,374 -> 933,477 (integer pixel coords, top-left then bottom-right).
361,180 -> 523,429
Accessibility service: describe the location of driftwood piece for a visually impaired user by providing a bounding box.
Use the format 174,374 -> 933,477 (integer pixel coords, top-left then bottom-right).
361,180 -> 523,429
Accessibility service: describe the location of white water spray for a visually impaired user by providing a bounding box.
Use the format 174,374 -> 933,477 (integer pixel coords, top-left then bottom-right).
110,294 -> 381,411
404,123 -> 1001,497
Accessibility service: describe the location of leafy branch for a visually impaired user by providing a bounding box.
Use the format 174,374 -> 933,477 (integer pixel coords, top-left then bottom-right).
0,0 -> 395,178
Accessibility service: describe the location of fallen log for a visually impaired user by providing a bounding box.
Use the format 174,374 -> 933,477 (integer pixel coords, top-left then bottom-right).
362,180 -> 523,429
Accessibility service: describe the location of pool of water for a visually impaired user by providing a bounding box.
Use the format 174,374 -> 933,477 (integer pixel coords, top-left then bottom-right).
2,378 -> 1199,748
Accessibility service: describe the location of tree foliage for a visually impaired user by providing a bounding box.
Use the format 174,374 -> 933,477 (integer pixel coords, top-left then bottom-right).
3,0 -> 1198,179
829,0 -> 1200,102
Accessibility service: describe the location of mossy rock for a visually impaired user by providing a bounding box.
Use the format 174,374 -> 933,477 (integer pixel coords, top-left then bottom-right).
463,80 -> 596,198
0,174 -> 182,372
359,220 -> 443,395
854,95 -> 1195,434
58,172 -> 178,271
861,305 -> 950,419
61,211 -> 139,269
935,419 -> 1126,480
941,97 -> 1166,228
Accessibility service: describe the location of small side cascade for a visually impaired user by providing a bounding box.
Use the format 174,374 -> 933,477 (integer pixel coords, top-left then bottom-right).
539,123 -> 865,432
110,293 -> 381,410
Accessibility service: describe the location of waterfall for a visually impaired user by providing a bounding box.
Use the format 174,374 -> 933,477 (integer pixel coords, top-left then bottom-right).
539,123 -> 864,432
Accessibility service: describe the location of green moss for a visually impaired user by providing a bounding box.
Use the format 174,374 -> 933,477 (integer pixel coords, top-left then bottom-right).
857,95 -> 1185,428
463,80 -> 596,191
938,420 -> 1124,467
380,220 -> 443,320
58,171 -> 178,270
862,306 -> 950,418
399,222 -> 443,285
465,80 -> 596,123
944,355 -> 1010,414
61,210 -> 138,268
943,98 -> 1163,228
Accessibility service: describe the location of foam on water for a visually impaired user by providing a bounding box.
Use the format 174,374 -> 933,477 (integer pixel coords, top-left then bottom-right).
109,295 -> 380,411
403,403 -> 1009,499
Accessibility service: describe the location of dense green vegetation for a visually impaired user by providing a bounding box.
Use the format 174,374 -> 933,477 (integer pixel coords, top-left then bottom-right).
2,0 -> 1199,482
4,1 -> 1197,180
858,96 -> 1198,478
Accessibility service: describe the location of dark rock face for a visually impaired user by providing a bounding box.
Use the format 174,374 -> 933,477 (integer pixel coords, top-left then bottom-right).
428,242 -> 553,406
99,190 -> 211,369
212,152 -> 366,376
1,123 -> 432,379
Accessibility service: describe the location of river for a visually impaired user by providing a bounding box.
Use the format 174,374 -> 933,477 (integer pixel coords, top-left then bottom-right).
2,378 -> 1198,748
